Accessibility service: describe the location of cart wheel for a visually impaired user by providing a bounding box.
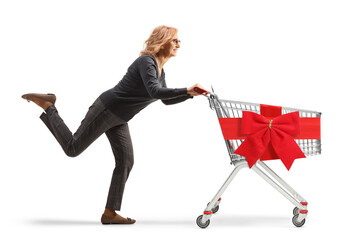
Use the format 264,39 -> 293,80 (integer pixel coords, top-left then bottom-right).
212,205 -> 220,214
196,215 -> 210,229
292,214 -> 306,227
293,207 -> 299,215
207,202 -> 220,214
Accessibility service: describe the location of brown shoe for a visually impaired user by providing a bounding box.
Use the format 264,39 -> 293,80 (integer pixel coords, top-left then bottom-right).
101,214 -> 136,224
21,93 -> 56,110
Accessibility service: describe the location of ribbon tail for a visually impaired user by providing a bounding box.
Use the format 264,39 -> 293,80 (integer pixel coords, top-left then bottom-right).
234,129 -> 270,168
271,130 -> 306,170
234,142 -> 258,168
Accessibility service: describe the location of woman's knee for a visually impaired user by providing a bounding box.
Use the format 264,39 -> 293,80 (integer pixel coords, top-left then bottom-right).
113,155 -> 134,175
65,149 -> 80,157
64,144 -> 82,157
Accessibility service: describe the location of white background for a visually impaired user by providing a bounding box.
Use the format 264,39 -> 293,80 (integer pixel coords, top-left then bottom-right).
1,0 -> 359,239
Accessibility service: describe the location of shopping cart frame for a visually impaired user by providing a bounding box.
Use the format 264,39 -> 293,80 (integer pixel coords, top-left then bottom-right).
195,88 -> 321,228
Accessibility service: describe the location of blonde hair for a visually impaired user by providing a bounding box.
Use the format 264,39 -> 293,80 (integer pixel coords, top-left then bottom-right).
140,25 -> 178,56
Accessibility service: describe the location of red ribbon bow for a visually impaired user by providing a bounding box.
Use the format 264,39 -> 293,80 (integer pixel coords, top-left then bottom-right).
234,111 -> 306,170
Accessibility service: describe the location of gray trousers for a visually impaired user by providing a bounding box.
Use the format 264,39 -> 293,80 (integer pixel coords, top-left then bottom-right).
40,97 -> 134,211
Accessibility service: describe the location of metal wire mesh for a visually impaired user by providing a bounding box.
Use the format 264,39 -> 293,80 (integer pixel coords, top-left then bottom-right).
209,96 -> 321,163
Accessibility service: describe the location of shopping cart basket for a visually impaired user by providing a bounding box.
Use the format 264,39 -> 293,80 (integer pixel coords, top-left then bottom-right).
194,87 -> 321,228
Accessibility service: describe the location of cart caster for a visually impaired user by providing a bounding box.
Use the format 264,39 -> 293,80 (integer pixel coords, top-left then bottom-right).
207,202 -> 220,214
293,207 -> 299,215
196,215 -> 210,229
292,214 -> 306,227
212,205 -> 219,214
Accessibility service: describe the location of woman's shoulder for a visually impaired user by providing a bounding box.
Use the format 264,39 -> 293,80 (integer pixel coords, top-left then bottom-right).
136,54 -> 156,64
129,55 -> 157,72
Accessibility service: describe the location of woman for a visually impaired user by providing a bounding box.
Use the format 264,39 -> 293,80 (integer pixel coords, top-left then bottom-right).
22,25 -> 203,224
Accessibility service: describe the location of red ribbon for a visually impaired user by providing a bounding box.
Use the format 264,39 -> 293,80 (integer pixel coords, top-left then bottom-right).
234,111 -> 305,170
218,104 -> 321,170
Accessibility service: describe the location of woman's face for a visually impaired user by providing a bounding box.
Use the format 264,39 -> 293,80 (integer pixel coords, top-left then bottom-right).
163,34 -> 181,58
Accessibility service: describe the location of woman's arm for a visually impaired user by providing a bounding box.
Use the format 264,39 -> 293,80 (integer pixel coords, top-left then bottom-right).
161,95 -> 193,105
160,76 -> 194,105
139,57 -> 188,99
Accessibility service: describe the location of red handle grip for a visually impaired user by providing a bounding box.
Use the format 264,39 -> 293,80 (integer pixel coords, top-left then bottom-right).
194,87 -> 210,95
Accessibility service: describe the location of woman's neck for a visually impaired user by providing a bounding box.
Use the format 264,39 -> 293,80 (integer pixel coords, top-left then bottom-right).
154,54 -> 170,70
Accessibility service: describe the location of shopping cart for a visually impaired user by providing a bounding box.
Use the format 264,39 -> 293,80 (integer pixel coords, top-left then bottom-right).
194,87 -> 321,228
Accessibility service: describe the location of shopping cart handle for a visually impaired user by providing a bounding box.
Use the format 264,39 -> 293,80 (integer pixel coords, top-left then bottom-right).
194,87 -> 210,95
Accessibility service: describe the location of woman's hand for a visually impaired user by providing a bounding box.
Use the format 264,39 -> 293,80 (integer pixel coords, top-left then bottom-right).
187,84 -> 205,96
